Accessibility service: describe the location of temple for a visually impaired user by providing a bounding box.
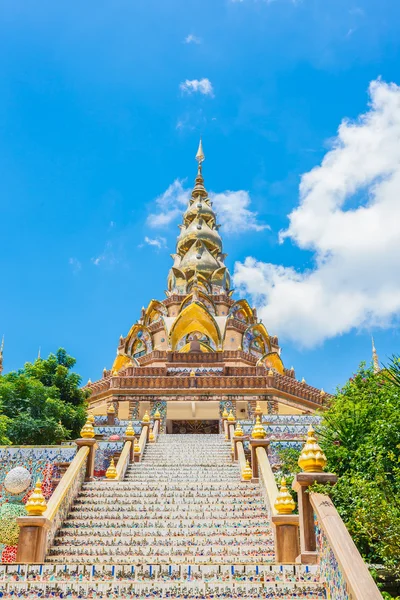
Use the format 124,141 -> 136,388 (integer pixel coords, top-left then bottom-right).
86,141 -> 329,429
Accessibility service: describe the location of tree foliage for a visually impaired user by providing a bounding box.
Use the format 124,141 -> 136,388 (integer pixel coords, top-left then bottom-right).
0,349 -> 89,445
317,362 -> 400,579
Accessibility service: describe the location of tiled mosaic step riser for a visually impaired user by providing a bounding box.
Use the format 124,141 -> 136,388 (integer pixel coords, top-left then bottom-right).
63,519 -> 270,528
0,584 -> 325,599
55,533 -> 273,543
57,526 -> 272,536
47,556 -> 277,565
1,563 -> 319,582
81,483 -> 258,490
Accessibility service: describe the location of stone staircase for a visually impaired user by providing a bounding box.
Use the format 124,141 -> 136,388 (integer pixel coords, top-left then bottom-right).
0,434 -> 326,598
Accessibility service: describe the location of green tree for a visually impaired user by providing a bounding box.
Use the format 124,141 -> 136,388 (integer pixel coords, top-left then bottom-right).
316,363 -> 400,580
0,349 -> 89,445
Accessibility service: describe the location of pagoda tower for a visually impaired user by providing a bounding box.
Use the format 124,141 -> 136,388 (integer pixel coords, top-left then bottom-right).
86,142 -> 329,426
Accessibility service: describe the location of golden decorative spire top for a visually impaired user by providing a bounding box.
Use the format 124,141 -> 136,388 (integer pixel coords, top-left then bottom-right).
227,410 -> 235,422
149,426 -> 155,442
142,410 -> 150,423
242,460 -> 253,481
106,457 -> 117,479
125,421 -> 135,437
25,480 -> 47,516
372,337 -> 380,374
234,422 -> 244,437
195,138 -> 205,164
80,418 -> 95,439
154,409 -> 161,419
222,407 -> 229,419
274,477 -> 296,514
298,425 -> 327,473
251,415 -> 266,439
134,437 -> 141,453
107,404 -> 115,414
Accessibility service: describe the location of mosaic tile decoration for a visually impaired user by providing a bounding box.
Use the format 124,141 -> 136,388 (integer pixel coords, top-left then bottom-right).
315,514 -> 352,600
93,441 -> 124,477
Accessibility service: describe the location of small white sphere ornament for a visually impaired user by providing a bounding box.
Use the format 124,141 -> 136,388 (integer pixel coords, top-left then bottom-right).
4,467 -> 32,495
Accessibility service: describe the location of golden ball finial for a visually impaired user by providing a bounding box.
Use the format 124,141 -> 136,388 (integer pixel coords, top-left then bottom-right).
134,437 -> 141,453
107,404 -> 115,414
222,408 -> 229,419
251,415 -> 266,439
25,480 -> 47,515
142,411 -> 150,423
274,477 -> 296,514
80,418 -> 95,439
234,422 -> 244,437
106,458 -> 117,479
125,421 -> 135,437
154,409 -> 161,419
227,410 -> 235,422
149,427 -> 155,442
298,425 -> 327,473
242,460 -> 253,481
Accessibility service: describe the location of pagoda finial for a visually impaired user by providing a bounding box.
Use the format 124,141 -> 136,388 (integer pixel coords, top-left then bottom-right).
195,138 -> 205,164
372,336 -> 380,374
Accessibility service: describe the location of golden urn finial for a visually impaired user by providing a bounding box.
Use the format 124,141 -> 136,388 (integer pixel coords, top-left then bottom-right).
251,415 -> 266,439
255,401 -> 262,416
134,437 -> 141,453
234,422 -> 244,437
87,414 -> 95,424
227,410 -> 235,422
107,404 -> 115,414
242,460 -> 253,481
106,458 -> 117,479
125,421 -> 135,437
80,418 -> 95,439
25,480 -> 47,516
154,409 -> 161,419
222,407 -> 229,419
142,410 -> 150,423
298,425 -> 327,473
274,477 -> 296,514
149,427 -> 155,442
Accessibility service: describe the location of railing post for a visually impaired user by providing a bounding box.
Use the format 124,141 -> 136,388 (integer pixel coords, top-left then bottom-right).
16,517 -> 51,563
249,438 -> 269,480
232,434 -> 248,462
75,438 -> 97,482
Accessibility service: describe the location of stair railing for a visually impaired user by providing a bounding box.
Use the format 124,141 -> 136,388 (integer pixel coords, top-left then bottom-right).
16,444 -> 90,563
115,440 -> 131,481
308,492 -> 382,599
256,445 -> 300,563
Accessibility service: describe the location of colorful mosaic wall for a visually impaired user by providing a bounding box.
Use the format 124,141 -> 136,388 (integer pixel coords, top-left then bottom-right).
0,446 -> 77,563
93,441 -> 124,477
315,514 -> 352,600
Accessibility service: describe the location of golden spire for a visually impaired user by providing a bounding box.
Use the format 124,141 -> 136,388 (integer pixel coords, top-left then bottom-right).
107,404 -> 115,414
125,421 -> 135,437
242,460 -> 253,481
142,410 -> 150,423
88,414 -> 95,424
195,138 -> 205,164
25,480 -> 47,515
274,477 -> 296,514
106,458 -> 117,479
251,415 -> 266,439
255,401 -> 262,416
134,437 -> 141,453
234,422 -> 244,437
149,427 -> 155,442
80,418 -> 95,439
154,409 -> 161,419
227,410 -> 235,422
298,425 -> 327,473
372,337 -> 380,374
222,407 -> 229,419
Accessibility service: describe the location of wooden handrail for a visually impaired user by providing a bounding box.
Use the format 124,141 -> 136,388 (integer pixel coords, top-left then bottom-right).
236,441 -> 247,476
256,446 -> 279,515
139,425 -> 148,453
310,493 -> 382,599
115,441 -> 131,481
153,420 -> 159,441
44,446 -> 89,521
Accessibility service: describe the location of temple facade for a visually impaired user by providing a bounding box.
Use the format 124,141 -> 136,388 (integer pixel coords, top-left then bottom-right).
86,142 -> 329,429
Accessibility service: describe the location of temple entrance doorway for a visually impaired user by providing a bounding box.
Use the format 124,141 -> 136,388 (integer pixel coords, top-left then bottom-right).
167,420 -> 219,434
165,400 -> 221,434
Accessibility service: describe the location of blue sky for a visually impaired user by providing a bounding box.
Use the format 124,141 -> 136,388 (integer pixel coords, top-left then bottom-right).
1,0 -> 400,392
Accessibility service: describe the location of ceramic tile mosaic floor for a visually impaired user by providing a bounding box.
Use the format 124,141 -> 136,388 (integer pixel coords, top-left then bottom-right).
0,435 -> 327,598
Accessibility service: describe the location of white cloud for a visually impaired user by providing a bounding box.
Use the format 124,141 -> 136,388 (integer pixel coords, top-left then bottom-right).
234,79 -> 400,348
184,34 -> 201,44
68,257 -> 82,273
180,79 -> 214,97
143,236 -> 167,250
91,241 -> 117,267
211,191 -> 269,233
147,180 -> 267,234
147,179 -> 188,227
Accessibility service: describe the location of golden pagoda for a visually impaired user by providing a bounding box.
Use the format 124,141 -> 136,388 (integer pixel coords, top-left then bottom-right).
25,480 -> 47,516
274,477 -> 296,514
242,460 -> 253,481
251,416 -> 267,440
85,141 -> 330,429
